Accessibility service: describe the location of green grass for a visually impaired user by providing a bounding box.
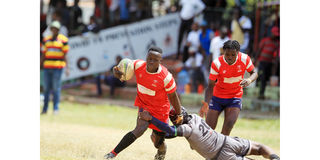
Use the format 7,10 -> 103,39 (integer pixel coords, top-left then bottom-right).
41,101 -> 280,160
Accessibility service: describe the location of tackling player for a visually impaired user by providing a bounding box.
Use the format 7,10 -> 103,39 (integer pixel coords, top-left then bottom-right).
139,107 -> 280,160
104,46 -> 183,160
199,40 -> 258,135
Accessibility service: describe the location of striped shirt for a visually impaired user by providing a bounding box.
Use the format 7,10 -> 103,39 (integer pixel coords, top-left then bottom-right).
258,37 -> 279,62
41,34 -> 69,69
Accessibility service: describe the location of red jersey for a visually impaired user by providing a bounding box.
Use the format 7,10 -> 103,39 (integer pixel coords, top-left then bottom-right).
133,60 -> 176,131
209,52 -> 254,98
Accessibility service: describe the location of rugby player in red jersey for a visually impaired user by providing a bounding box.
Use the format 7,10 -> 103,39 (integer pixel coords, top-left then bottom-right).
199,40 -> 258,136
104,46 -> 183,160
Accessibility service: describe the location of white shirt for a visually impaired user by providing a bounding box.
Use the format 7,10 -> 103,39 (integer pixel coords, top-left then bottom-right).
209,36 -> 230,60
179,0 -> 205,20
185,53 -> 203,68
239,15 -> 252,50
187,30 -> 201,50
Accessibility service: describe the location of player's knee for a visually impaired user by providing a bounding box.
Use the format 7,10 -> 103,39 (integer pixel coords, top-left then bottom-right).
225,119 -> 236,130
132,126 -> 147,138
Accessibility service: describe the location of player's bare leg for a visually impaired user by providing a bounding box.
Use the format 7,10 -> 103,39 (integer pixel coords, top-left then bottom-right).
205,109 -> 221,130
247,141 -> 280,160
221,107 -> 240,135
104,115 -> 149,159
151,130 -> 167,160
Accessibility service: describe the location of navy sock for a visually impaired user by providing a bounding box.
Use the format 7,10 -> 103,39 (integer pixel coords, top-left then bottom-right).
113,132 -> 137,154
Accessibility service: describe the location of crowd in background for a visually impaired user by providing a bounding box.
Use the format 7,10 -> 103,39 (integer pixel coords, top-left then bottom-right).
40,0 -> 280,100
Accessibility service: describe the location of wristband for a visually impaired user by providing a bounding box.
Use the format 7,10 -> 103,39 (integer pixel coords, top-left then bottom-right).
174,126 -> 177,136
246,78 -> 252,84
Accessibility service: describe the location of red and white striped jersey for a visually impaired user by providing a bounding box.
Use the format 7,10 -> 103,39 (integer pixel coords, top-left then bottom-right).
133,59 -> 176,129
209,52 -> 254,98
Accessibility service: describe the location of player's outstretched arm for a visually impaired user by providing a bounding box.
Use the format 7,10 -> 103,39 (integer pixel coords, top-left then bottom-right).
168,91 -> 183,124
139,111 -> 183,137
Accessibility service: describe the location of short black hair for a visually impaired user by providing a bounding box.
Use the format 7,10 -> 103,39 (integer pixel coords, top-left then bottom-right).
148,46 -> 163,54
223,40 -> 240,51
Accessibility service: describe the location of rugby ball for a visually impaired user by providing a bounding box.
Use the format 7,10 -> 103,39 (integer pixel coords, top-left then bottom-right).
117,58 -> 134,81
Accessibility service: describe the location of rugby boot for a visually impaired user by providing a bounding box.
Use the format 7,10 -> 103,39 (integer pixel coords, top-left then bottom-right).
104,152 -> 116,159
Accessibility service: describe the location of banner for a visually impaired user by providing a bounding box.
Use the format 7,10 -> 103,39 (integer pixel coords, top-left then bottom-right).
126,13 -> 181,58
62,26 -> 133,81
62,13 -> 181,81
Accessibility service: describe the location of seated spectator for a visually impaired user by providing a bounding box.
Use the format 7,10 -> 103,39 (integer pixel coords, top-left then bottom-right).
184,46 -> 204,93
82,16 -> 100,34
96,55 -> 126,98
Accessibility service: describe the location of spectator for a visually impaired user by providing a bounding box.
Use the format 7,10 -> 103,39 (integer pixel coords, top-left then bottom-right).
183,22 -> 201,62
42,11 -> 69,37
184,46 -> 204,93
231,7 -> 252,53
209,25 -> 230,61
41,21 -> 69,115
108,0 -> 120,26
199,20 -> 214,57
55,0 -> 70,27
119,0 -> 130,24
95,55 -> 126,98
255,26 -> 280,100
68,0 -> 83,35
82,16 -> 100,34
199,20 -> 214,86
176,0 -> 205,59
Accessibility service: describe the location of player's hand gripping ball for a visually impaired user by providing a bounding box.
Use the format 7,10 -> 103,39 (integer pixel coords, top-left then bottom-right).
116,58 -> 134,81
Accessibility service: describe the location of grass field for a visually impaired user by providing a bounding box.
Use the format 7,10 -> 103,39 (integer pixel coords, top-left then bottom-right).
40,101 -> 280,160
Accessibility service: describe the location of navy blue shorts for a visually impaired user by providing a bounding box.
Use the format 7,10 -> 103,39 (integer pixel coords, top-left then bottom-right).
209,96 -> 242,112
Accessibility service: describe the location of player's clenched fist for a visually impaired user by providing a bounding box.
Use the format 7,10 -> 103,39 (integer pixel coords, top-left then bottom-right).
240,78 -> 252,88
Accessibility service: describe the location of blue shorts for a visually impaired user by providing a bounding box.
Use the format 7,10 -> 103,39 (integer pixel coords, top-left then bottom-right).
209,96 -> 242,112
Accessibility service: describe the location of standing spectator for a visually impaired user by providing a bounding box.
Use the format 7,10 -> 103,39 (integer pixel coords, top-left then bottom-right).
183,22 -> 201,62
199,20 -> 214,86
68,0 -> 83,36
108,0 -> 120,26
95,55 -> 126,98
255,26 -> 280,99
184,46 -> 204,93
209,25 -> 230,61
231,7 -> 252,53
41,21 -> 69,115
176,0 -> 205,59
42,11 -> 69,37
82,16 -> 100,34
119,0 -> 130,24
199,40 -> 258,136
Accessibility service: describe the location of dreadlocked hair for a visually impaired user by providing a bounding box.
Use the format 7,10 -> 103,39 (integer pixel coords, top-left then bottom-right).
223,40 -> 240,51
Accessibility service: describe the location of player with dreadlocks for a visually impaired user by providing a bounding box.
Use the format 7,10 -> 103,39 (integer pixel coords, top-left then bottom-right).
139,107 -> 280,160
199,40 -> 258,136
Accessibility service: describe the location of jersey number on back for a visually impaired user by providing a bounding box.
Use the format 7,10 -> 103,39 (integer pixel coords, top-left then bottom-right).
199,119 -> 211,137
